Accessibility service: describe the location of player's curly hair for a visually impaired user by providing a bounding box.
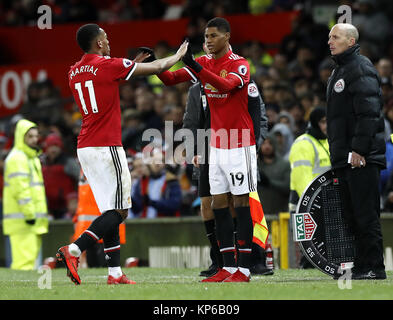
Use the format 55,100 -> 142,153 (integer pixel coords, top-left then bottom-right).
76,23 -> 101,52
206,17 -> 231,33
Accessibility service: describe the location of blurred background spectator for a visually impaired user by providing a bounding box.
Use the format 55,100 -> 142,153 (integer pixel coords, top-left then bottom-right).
270,122 -> 294,159
19,79 -> 64,128
41,133 -> 79,219
129,150 -> 182,218
257,133 -> 291,215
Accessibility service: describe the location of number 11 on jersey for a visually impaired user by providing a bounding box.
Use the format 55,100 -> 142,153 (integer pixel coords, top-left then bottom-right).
75,80 -> 98,114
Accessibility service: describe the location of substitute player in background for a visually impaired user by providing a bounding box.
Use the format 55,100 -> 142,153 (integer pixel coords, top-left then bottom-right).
56,23 -> 188,285
158,17 -> 256,282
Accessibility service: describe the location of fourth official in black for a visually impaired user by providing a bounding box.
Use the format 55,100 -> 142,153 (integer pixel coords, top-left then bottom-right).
326,23 -> 386,280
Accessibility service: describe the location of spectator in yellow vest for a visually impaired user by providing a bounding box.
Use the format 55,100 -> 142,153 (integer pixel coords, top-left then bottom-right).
289,107 -> 330,213
288,107 -> 330,268
2,119 -> 49,270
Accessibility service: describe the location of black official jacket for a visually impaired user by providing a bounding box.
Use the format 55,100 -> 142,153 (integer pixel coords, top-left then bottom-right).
326,44 -> 386,169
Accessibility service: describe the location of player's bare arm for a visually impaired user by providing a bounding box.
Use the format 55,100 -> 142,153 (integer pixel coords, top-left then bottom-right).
132,40 -> 189,77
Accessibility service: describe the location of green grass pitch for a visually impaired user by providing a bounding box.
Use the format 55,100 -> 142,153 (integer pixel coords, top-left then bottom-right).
0,267 -> 392,300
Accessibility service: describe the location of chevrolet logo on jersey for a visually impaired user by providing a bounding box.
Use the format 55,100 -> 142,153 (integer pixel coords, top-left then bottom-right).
205,83 -> 218,93
205,82 -> 228,98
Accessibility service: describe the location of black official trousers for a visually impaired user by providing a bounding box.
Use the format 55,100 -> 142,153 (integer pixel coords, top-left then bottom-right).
198,140 -> 211,198
334,164 -> 385,273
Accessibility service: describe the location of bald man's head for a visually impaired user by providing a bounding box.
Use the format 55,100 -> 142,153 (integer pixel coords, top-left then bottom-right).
328,23 -> 359,56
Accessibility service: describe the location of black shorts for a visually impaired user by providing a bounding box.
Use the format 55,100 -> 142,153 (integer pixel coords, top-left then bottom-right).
198,162 -> 211,198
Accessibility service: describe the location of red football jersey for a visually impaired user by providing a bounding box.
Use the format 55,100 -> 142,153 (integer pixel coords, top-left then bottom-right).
158,50 -> 255,148
197,51 -> 254,148
68,54 -> 137,148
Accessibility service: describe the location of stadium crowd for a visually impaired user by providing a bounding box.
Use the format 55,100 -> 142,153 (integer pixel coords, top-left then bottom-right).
1,0 -> 393,221
0,0 -> 299,27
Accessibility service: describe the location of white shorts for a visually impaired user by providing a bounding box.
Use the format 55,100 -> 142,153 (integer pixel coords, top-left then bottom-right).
77,146 -> 132,213
209,145 -> 257,195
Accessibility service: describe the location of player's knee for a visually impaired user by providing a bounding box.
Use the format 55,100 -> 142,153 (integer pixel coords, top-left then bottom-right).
232,194 -> 250,208
201,196 -> 214,220
116,209 -> 128,221
211,194 -> 229,210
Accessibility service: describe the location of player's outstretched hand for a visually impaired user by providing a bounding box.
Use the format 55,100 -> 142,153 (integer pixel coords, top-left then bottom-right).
135,47 -> 156,63
182,42 -> 202,73
176,40 -> 189,60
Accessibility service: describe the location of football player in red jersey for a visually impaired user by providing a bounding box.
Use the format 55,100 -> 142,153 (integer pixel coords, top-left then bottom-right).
158,18 -> 256,282
57,23 -> 188,285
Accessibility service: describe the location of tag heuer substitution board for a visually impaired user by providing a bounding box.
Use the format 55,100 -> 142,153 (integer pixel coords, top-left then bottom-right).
293,169 -> 355,277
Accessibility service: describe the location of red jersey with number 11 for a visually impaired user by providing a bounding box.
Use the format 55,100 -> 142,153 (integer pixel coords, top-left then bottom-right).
68,54 -> 137,148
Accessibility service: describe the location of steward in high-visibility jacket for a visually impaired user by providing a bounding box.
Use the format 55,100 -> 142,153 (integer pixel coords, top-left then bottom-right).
2,119 -> 48,270
72,170 -> 125,244
288,107 -> 331,213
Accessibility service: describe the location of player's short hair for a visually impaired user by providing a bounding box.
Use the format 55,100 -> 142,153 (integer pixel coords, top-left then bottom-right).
206,17 -> 231,33
76,23 -> 101,52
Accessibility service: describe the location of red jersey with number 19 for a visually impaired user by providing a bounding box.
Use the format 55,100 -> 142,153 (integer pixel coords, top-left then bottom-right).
158,50 -> 255,149
68,54 -> 137,148
197,51 -> 253,148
